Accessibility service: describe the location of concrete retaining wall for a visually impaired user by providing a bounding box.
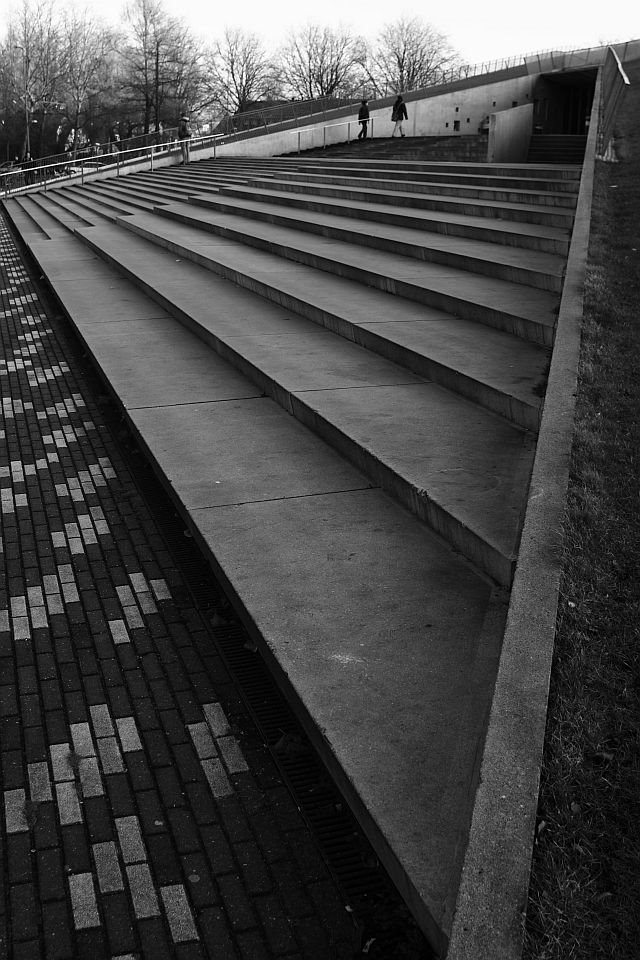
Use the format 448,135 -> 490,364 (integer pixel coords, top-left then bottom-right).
489,103 -> 535,162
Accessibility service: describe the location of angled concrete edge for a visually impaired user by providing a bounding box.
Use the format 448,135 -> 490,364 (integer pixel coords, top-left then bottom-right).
446,71 -> 603,959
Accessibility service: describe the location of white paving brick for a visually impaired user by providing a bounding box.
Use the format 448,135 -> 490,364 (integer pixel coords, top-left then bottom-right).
188,723 -> 216,760
70,722 -> 95,757
69,873 -> 100,929
161,885 -> 199,943
97,737 -> 125,774
127,864 -> 160,918
89,704 -> 114,738
201,758 -> 233,798
115,717 -> 142,752
116,816 -> 146,864
78,758 -> 103,798
149,578 -> 171,600
128,573 -> 148,592
217,737 -> 249,774
55,781 -> 83,825
203,702 -> 230,738
123,607 -> 144,629
50,743 -> 75,782
4,789 -> 29,833
109,620 -> 130,644
93,841 -> 124,893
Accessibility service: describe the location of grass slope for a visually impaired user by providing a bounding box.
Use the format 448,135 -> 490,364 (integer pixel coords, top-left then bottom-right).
523,60 -> 640,959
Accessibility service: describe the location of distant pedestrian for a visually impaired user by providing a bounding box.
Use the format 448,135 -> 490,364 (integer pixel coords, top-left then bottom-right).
391,95 -> 408,138
178,114 -> 191,164
358,99 -> 370,140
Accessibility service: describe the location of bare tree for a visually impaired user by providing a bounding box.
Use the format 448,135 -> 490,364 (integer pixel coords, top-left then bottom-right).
3,0 -> 63,158
120,0 -> 204,134
203,27 -> 276,115
59,10 -> 114,156
366,16 -> 459,96
279,25 -> 363,100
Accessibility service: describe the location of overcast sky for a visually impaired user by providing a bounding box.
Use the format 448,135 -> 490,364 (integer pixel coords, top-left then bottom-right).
2,0 -> 637,66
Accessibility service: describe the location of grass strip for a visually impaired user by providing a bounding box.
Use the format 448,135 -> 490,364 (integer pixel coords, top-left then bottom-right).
524,59 -> 640,960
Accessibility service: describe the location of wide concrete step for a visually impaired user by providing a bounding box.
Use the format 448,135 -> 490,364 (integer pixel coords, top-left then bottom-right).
182,192 -> 565,292
7,219 -> 507,955
63,217 -> 534,586
4,196 -> 53,239
212,182 -> 572,255
125,200 -> 557,346
230,175 -> 575,227
276,164 -> 581,194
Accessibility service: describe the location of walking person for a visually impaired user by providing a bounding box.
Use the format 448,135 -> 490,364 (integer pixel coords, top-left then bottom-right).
358,99 -> 370,140
178,114 -> 191,164
391,95 -> 408,137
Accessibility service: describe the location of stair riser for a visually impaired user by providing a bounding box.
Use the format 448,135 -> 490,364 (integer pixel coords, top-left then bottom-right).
243,180 -> 576,228
72,226 -> 517,587
172,200 -> 563,293
217,186 -> 570,256
135,213 -> 554,346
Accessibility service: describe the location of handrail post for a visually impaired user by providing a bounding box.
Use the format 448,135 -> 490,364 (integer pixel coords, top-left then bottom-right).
323,125 -> 326,149
347,121 -> 351,143
150,145 -> 154,171
81,159 -> 84,185
297,130 -> 301,154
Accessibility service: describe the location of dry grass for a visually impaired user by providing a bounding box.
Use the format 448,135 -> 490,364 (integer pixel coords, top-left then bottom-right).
523,61 -> 640,960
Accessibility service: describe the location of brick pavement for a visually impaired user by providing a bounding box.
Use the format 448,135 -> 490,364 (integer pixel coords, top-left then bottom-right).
0,213 -> 358,959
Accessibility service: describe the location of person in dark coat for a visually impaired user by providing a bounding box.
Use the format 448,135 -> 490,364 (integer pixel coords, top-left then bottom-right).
178,114 -> 191,163
358,99 -> 370,139
391,95 -> 408,137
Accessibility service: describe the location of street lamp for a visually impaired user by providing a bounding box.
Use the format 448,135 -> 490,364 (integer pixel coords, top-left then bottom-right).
14,44 -> 30,158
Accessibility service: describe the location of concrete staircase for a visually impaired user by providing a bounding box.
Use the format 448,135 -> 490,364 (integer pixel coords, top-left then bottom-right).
527,134 -> 588,164
2,154 -> 581,955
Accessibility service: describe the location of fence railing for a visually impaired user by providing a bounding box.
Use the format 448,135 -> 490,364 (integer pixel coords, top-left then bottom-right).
597,46 -> 630,156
